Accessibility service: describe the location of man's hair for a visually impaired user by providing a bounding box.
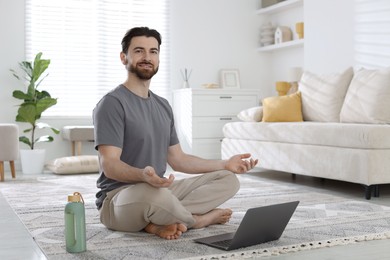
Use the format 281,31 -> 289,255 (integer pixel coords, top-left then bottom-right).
121,27 -> 162,54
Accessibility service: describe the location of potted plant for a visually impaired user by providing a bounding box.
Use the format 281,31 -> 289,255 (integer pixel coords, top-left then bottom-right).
11,52 -> 60,174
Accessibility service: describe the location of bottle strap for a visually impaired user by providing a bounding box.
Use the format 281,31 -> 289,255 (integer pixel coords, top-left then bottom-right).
74,192 -> 85,204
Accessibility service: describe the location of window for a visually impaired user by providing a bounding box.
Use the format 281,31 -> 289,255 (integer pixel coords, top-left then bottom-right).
355,0 -> 390,68
25,0 -> 170,117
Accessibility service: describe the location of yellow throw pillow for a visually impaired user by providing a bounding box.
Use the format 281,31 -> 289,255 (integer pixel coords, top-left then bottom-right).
262,92 -> 303,122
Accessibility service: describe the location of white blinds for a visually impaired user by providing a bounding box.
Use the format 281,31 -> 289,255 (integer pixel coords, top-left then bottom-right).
355,0 -> 390,68
25,0 -> 170,117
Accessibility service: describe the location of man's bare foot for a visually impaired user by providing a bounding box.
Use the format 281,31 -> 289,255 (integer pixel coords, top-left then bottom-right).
192,208 -> 233,229
144,223 -> 187,240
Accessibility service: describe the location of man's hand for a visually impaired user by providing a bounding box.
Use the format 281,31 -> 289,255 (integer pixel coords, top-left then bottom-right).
224,153 -> 258,174
142,166 -> 175,188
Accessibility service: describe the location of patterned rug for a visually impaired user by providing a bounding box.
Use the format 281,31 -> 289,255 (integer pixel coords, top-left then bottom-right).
1,171 -> 390,259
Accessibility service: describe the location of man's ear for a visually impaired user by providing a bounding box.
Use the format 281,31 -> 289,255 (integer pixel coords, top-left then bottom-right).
120,52 -> 127,64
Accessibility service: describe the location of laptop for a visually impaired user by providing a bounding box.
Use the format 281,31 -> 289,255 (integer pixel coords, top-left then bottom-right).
194,201 -> 299,251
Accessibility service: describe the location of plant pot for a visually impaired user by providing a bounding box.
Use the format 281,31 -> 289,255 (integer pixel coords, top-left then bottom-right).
20,149 -> 46,174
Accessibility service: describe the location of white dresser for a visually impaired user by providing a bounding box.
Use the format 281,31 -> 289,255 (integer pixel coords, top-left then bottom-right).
173,88 -> 260,159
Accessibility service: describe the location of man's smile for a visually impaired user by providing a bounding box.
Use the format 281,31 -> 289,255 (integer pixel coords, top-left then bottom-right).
138,62 -> 153,69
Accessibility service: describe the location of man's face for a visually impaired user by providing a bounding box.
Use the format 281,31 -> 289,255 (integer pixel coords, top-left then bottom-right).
123,36 -> 160,80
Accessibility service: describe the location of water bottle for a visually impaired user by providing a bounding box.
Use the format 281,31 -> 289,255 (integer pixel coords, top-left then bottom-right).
65,192 -> 86,253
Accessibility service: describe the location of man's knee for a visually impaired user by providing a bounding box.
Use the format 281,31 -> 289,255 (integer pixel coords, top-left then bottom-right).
213,170 -> 240,196
225,171 -> 240,194
100,184 -> 176,232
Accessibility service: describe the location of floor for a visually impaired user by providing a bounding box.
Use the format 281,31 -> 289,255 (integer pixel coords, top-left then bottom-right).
1,169 -> 390,260
0,177 -> 46,260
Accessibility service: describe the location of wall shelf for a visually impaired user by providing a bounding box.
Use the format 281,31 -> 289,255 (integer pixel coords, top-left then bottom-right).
256,0 -> 303,15
257,39 -> 304,52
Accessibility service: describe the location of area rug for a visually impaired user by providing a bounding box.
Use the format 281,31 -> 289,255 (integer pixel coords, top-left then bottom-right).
1,171 -> 390,259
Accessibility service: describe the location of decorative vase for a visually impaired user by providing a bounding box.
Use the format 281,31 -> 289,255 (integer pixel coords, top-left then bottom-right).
20,149 -> 46,174
275,81 -> 291,96
296,22 -> 304,39
182,81 -> 190,88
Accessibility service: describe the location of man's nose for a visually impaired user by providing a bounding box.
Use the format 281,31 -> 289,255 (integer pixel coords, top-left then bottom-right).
142,52 -> 152,62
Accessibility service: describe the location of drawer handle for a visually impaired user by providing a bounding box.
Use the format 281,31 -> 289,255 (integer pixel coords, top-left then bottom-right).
219,96 -> 232,99
220,117 -> 233,121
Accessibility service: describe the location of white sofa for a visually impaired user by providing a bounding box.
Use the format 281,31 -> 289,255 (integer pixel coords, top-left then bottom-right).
221,67 -> 390,199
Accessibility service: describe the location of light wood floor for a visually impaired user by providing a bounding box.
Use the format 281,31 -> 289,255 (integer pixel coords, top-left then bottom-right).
1,169 -> 389,260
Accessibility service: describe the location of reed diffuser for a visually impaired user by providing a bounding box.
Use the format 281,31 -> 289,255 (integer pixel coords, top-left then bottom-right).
181,68 -> 192,88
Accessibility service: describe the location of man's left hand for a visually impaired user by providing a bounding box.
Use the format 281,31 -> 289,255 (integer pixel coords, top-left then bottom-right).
225,153 -> 258,174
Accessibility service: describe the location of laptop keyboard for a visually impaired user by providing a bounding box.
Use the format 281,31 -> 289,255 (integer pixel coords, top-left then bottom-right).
212,239 -> 233,248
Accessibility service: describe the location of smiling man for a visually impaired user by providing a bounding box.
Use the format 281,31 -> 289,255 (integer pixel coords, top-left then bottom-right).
93,27 -> 258,240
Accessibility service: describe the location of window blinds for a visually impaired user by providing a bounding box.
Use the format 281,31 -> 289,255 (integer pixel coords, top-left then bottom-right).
355,0 -> 390,68
25,0 -> 170,117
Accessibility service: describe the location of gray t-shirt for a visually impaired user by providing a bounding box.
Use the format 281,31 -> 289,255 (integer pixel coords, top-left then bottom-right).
93,84 -> 179,209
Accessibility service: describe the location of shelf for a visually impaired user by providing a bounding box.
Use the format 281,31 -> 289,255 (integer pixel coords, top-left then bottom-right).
256,0 -> 303,15
257,39 -> 304,52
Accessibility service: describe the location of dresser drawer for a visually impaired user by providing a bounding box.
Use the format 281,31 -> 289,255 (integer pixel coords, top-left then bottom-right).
192,139 -> 223,159
192,117 -> 237,138
193,95 -> 257,116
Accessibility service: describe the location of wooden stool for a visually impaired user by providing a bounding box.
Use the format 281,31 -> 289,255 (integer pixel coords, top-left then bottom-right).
62,126 -> 94,156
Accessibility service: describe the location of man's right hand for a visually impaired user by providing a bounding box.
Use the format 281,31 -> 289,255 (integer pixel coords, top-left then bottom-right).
142,166 -> 174,188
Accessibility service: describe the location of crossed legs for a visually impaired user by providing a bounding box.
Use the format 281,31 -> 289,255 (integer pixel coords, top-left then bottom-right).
99,170 -> 240,239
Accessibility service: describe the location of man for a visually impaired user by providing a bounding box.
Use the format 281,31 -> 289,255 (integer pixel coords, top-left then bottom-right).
93,27 -> 258,240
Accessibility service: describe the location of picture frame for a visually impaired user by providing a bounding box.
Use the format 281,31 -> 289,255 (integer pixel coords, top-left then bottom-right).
220,69 -> 241,89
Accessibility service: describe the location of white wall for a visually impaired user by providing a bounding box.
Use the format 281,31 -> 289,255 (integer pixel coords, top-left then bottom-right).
304,0 -> 355,73
0,0 -> 25,124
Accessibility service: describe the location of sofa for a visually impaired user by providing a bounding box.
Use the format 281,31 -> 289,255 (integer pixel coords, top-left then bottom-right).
221,67 -> 390,199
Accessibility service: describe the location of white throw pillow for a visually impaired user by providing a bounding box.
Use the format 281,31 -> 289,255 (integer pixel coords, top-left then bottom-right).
45,155 -> 99,174
237,106 -> 263,122
340,67 -> 390,124
299,67 -> 353,122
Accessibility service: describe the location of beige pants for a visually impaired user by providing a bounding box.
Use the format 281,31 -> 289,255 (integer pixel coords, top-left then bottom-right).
99,170 -> 240,232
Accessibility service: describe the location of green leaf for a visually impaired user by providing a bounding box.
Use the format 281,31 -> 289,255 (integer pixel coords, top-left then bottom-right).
36,90 -> 51,99
12,90 -> 31,100
23,128 -> 33,133
19,136 -> 32,149
27,81 -> 36,97
10,69 -> 21,80
36,97 -> 57,116
15,104 -> 36,125
32,52 -> 50,84
19,61 -> 33,77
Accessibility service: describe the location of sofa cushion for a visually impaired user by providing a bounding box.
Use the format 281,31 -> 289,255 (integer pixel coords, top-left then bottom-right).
299,67 -> 353,122
237,106 -> 263,122
340,67 -> 390,124
262,92 -> 303,122
223,121 -> 390,149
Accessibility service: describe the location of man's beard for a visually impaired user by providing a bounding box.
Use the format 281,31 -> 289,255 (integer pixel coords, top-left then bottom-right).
129,62 -> 159,80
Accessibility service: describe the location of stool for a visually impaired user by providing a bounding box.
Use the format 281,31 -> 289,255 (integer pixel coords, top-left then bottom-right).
0,124 -> 19,181
62,126 -> 94,156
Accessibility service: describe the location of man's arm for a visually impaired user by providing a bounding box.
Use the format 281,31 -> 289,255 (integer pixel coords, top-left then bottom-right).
167,143 -> 258,174
98,145 -> 174,187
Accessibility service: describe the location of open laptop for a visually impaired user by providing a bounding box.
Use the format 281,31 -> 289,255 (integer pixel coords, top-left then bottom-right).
194,201 -> 299,251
